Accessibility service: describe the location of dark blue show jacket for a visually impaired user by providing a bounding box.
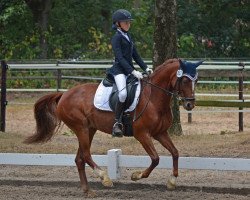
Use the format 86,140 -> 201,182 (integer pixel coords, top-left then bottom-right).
107,30 -> 147,76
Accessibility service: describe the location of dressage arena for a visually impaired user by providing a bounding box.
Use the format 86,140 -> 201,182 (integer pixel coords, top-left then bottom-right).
0,93 -> 249,199
0,165 -> 249,199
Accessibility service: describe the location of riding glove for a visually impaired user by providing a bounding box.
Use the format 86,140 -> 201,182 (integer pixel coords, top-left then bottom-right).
146,67 -> 153,74
132,70 -> 143,79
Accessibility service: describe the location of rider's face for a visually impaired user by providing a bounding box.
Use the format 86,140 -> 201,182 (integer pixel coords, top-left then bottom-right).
119,21 -> 131,31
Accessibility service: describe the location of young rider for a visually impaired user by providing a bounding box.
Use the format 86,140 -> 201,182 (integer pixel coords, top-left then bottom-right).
107,9 -> 153,137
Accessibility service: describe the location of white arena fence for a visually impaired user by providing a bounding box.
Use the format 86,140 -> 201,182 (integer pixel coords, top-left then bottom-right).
3,59 -> 250,94
0,149 -> 249,180
3,60 -> 250,105
4,60 -> 250,97
6,60 -> 250,69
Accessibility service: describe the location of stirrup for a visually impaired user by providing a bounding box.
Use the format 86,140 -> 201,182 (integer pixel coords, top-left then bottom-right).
112,122 -> 124,137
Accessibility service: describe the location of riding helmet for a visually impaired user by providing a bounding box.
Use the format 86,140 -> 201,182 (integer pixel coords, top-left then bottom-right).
112,9 -> 133,24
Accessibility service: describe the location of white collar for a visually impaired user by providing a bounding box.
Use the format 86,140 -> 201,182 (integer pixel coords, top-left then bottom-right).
117,29 -> 127,35
117,29 -> 130,42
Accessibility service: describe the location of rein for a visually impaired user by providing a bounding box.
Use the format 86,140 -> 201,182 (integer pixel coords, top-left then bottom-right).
142,79 -> 174,96
133,77 -> 176,122
141,76 -> 194,101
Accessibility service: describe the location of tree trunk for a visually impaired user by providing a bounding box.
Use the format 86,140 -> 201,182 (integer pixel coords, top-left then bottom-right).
101,8 -> 110,35
168,93 -> 182,136
25,0 -> 53,59
153,0 -> 182,135
153,0 -> 177,67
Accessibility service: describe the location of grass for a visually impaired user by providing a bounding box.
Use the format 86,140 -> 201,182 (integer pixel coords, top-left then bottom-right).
0,130 -> 249,158
0,131 -> 78,154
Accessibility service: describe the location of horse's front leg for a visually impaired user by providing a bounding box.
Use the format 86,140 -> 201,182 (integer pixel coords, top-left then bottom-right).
131,133 -> 159,181
154,132 -> 179,190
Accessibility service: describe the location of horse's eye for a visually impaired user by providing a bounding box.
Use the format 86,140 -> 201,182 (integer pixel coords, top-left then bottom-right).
182,79 -> 189,84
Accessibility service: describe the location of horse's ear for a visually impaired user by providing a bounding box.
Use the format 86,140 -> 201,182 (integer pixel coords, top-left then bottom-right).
178,59 -> 185,69
194,60 -> 204,68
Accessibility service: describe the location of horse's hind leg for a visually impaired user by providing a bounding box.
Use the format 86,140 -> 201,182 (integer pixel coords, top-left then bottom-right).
154,132 -> 179,190
74,128 -> 97,197
74,126 -> 113,189
75,146 -> 96,197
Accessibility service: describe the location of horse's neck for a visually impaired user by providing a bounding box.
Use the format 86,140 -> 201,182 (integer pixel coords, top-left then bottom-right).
152,59 -> 178,86
149,61 -> 178,110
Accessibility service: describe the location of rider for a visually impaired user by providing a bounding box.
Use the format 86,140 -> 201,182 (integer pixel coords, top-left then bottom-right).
107,9 -> 153,137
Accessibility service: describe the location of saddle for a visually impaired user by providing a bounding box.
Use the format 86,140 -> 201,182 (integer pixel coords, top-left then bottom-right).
103,74 -> 139,137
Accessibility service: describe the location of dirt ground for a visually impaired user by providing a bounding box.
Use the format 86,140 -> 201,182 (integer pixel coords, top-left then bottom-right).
0,165 -> 249,200
0,92 -> 250,199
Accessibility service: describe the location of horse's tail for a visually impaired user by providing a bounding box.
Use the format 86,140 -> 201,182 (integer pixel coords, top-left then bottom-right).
24,92 -> 63,144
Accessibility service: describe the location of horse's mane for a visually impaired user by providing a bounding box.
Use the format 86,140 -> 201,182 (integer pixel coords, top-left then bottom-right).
153,58 -> 179,74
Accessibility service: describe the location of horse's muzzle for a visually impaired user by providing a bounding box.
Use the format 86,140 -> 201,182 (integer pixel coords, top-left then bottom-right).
182,98 -> 195,111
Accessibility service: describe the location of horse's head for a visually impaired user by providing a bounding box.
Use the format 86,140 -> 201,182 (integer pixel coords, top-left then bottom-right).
174,59 -> 203,111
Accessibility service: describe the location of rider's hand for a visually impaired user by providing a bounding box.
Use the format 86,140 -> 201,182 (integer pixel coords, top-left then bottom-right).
132,70 -> 143,79
146,67 -> 153,75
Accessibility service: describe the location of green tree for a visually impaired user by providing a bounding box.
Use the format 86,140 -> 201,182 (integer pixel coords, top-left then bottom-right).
24,0 -> 53,59
0,0 -> 38,59
177,0 -> 250,58
1,0 -> 249,60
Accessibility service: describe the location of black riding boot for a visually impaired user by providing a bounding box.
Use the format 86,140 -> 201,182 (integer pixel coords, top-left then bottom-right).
112,101 -> 125,137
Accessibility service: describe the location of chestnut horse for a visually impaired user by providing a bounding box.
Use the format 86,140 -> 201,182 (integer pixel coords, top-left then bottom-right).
25,58 -> 201,197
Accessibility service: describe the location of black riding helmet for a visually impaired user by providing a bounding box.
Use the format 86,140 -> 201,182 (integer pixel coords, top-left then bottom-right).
112,9 -> 133,24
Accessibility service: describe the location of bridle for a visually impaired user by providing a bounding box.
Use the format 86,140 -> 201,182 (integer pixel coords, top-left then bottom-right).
133,72 -> 197,121
142,72 -> 197,101
174,74 -> 197,102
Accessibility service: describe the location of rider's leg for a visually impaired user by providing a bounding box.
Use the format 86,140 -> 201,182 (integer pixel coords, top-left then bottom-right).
112,74 -> 127,137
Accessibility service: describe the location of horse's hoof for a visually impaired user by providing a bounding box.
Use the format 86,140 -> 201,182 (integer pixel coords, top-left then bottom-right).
84,189 -> 97,198
131,171 -> 142,181
102,177 -> 113,187
166,176 -> 177,190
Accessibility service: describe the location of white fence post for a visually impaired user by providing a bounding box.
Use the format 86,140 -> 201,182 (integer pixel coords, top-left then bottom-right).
107,149 -> 122,180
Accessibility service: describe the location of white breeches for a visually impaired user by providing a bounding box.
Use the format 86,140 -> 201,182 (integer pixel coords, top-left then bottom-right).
114,74 -> 127,103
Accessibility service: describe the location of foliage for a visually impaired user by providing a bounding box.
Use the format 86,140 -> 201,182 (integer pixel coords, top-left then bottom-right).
7,67 -> 107,89
84,27 -> 112,59
0,0 -> 249,60
0,1 -> 40,59
7,69 -> 57,88
130,0 -> 154,58
177,0 -> 250,58
178,34 -> 203,58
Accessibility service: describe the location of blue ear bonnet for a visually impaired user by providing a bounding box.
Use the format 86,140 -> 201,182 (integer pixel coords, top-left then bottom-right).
179,60 -> 204,80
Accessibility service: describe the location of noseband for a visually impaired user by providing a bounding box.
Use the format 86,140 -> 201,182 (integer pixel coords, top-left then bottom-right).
174,75 -> 196,102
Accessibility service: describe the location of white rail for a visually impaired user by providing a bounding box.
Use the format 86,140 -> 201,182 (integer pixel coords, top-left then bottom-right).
5,88 -> 250,99
0,150 -> 249,180
7,61 -> 250,70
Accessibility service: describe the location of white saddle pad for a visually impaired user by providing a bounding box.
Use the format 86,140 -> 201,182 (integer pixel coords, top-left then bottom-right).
94,80 -> 141,112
